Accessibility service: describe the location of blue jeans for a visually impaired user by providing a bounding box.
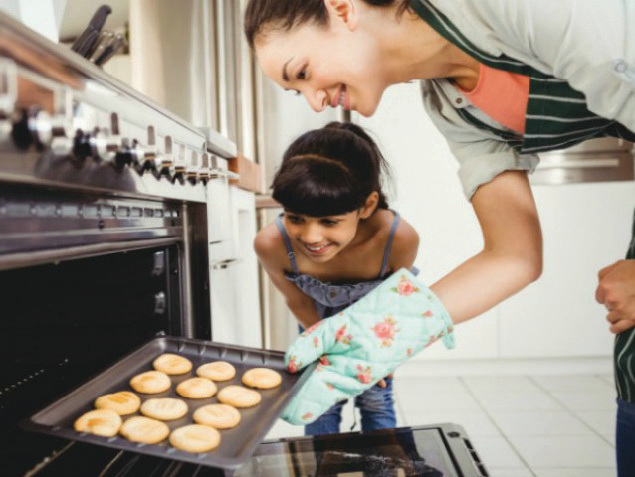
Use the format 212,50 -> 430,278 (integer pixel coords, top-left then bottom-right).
305,377 -> 397,436
617,397 -> 635,476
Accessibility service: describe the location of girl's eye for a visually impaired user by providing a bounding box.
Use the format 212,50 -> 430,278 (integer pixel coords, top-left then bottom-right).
321,220 -> 338,226
297,67 -> 307,80
287,215 -> 303,224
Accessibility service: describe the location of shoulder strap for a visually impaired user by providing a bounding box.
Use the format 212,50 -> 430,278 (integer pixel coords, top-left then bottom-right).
379,210 -> 400,277
275,214 -> 300,274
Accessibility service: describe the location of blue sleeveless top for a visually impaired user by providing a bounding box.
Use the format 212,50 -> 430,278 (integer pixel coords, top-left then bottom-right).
275,211 -> 418,319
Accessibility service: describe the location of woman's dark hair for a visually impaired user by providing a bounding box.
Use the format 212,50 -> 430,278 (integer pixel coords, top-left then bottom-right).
272,121 -> 391,217
244,0 -> 410,49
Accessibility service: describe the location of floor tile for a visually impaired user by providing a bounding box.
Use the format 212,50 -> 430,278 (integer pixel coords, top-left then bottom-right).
487,468 -> 534,477
532,375 -> 613,393
461,376 -> 539,394
508,435 -> 615,468
393,374 -> 467,394
404,410 -> 501,436
396,388 -> 482,412
574,410 -> 615,441
471,390 -> 564,411
533,468 -> 615,477
550,389 -> 616,411
597,374 -> 615,387
489,410 -> 592,436
265,418 -> 304,440
468,435 -> 527,468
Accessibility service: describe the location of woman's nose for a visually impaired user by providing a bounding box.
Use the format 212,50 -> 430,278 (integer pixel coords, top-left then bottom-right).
306,89 -> 327,112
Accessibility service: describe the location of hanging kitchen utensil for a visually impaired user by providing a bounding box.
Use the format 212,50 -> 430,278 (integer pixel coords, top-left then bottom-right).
71,5 -> 112,58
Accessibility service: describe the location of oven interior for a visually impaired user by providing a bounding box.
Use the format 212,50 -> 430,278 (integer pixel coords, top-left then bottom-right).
0,182 -> 212,476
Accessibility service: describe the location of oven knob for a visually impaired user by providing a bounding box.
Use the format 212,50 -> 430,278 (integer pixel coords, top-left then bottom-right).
115,138 -> 143,168
136,145 -> 157,171
185,164 -> 199,184
0,114 -> 12,149
11,106 -> 52,150
86,128 -> 108,161
173,160 -> 186,181
50,114 -> 74,157
73,129 -> 107,162
152,153 -> 174,176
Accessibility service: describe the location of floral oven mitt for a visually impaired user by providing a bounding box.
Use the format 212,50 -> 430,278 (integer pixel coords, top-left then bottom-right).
282,268 -> 455,425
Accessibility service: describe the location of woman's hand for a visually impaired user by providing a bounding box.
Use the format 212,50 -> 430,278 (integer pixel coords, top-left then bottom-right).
596,259 -> 635,334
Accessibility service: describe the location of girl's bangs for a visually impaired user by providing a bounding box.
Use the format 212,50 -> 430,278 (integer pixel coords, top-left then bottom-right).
272,175 -> 364,217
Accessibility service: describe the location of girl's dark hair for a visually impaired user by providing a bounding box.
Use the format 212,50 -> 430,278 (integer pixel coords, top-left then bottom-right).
244,0 -> 410,49
272,121 -> 391,217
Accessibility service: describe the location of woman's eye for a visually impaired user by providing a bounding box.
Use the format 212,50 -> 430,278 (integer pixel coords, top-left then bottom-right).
287,215 -> 302,223
321,220 -> 338,226
297,68 -> 307,80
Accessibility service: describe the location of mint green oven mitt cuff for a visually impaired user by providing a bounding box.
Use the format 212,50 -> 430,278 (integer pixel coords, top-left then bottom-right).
282,268 -> 455,425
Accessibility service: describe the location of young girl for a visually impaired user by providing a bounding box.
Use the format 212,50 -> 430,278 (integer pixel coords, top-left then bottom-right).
255,121 -> 419,435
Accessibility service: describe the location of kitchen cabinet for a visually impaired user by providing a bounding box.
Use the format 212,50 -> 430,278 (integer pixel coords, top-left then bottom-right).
354,81 -> 633,363
208,183 -> 262,348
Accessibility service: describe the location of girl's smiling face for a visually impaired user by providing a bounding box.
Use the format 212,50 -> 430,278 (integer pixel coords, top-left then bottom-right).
283,211 -> 362,262
254,2 -> 389,117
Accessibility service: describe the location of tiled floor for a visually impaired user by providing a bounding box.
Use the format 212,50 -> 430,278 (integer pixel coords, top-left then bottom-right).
266,371 -> 618,476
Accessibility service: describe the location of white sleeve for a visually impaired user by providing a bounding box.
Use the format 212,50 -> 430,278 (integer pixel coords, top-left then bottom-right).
474,0 -> 635,132
420,80 -> 538,200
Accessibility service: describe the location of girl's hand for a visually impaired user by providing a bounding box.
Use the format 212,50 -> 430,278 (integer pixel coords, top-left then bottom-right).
377,374 -> 394,388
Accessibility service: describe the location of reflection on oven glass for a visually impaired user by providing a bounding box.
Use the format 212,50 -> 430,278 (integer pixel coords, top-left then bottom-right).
235,427 -> 450,477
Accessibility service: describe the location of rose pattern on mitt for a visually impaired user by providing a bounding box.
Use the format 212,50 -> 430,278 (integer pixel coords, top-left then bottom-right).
371,315 -> 400,347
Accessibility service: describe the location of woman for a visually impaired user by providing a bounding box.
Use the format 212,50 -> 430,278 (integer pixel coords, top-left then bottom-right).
244,0 -> 635,473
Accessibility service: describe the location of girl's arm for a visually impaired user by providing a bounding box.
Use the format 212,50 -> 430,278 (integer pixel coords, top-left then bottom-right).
254,224 -> 322,330
430,170 -> 543,324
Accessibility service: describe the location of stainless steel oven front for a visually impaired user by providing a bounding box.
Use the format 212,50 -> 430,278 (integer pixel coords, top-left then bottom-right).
0,11 -> 235,476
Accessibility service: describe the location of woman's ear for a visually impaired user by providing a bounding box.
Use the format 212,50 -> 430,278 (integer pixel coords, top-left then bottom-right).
359,191 -> 379,219
323,0 -> 359,31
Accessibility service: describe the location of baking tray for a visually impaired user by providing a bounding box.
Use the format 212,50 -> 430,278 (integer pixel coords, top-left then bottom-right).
22,335 -> 316,470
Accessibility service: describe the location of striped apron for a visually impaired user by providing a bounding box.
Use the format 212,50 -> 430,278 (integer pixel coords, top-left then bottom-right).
615,211 -> 635,402
411,0 -> 635,402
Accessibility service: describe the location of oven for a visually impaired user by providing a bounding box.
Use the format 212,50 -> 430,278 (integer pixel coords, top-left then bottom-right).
0,9 -> 224,476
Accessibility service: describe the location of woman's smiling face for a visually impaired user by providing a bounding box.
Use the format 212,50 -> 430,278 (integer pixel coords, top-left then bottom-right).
254,7 -> 389,117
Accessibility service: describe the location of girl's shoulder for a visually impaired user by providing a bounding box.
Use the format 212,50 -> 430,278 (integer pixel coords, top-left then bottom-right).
390,212 -> 419,252
373,209 -> 418,243
254,221 -> 288,267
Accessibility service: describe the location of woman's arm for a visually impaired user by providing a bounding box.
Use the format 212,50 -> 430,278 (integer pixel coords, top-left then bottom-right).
430,170 -> 543,324
254,224 -> 322,330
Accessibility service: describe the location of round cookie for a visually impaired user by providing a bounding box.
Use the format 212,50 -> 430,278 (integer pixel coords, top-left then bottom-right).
241,368 -> 282,390
176,377 -> 217,399
129,370 -> 171,394
196,361 -> 236,382
74,409 -> 122,437
217,385 -> 261,408
152,353 -> 192,375
169,424 -> 221,453
120,416 -> 169,444
94,391 -> 141,415
193,403 -> 241,429
140,398 -> 188,421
